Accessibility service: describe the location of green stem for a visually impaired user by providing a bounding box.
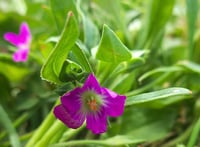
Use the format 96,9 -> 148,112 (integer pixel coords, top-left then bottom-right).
49,127 -> 67,144
35,120 -> 66,147
59,124 -> 85,142
20,131 -> 34,142
14,113 -> 29,127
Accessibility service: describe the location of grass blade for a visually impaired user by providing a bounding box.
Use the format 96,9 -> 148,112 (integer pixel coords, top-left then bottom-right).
0,105 -> 21,147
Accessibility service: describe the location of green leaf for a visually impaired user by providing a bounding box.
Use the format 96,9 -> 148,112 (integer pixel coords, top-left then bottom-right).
118,107 -> 177,142
96,25 -> 132,63
0,105 -> 21,147
50,0 -> 78,32
41,12 -> 79,84
87,0 -> 124,30
71,43 -> 93,72
111,72 -> 136,94
111,50 -> 147,75
51,135 -> 143,146
187,116 -> 200,147
126,87 -> 192,106
136,0 -> 175,48
76,0 -> 100,49
178,60 -> 200,74
59,59 -> 83,82
186,0 -> 198,59
81,13 -> 100,49
139,66 -> 183,82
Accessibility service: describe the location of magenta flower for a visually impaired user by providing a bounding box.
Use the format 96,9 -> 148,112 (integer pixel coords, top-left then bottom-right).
4,22 -> 31,62
53,74 -> 126,134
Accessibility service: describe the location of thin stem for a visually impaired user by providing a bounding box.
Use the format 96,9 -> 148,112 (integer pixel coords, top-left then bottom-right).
59,124 -> 85,142
35,120 -> 66,146
187,116 -> 200,147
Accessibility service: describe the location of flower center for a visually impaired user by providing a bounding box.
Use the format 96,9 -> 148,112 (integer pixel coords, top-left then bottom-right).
81,90 -> 103,113
87,99 -> 98,111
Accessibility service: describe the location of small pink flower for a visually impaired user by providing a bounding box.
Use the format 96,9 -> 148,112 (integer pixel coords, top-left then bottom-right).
53,74 -> 126,134
4,22 -> 31,62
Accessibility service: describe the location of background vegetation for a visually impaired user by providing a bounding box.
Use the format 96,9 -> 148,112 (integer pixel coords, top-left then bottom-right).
0,0 -> 199,146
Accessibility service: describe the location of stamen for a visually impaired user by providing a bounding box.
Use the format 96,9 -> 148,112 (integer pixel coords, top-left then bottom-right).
87,99 -> 98,111
81,90 -> 104,112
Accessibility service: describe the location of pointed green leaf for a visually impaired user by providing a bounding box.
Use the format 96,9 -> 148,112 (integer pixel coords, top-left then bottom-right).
41,12 -> 79,84
126,87 -> 192,106
96,25 -> 132,63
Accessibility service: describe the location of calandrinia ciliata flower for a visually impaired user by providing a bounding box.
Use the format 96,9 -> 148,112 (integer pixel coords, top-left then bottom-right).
4,22 -> 31,62
53,74 -> 126,134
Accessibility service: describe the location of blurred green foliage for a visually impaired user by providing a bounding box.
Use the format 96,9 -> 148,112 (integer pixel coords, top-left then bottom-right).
0,0 -> 199,147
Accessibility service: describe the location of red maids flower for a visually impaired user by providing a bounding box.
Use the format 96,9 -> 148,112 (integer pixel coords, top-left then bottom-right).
53,74 -> 126,134
4,22 -> 31,62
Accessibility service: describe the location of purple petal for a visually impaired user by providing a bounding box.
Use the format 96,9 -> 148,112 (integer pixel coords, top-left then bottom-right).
12,49 -> 29,62
4,32 -> 21,47
86,110 -> 107,134
54,105 -> 84,129
102,88 -> 126,117
82,74 -> 102,94
19,22 -> 31,46
61,87 -> 83,114
4,22 -> 31,49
